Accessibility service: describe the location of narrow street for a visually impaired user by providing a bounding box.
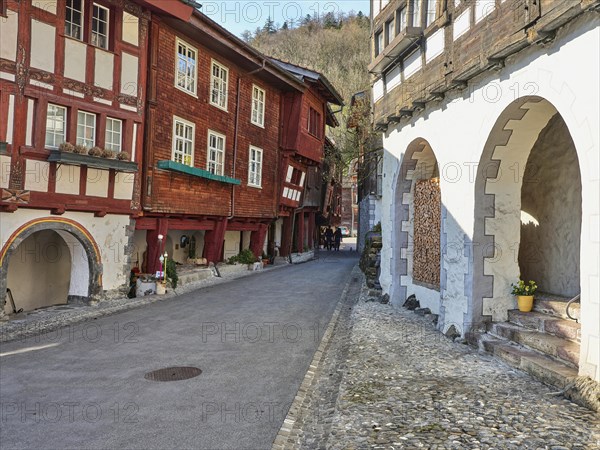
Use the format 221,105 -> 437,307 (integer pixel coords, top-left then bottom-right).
0,250 -> 357,450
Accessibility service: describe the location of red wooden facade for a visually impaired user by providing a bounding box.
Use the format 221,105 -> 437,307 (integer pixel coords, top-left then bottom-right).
0,0 -> 155,215
139,9 -> 305,269
270,60 -> 344,256
0,0 -> 344,286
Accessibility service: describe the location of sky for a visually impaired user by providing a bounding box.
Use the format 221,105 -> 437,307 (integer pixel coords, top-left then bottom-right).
201,1 -> 370,37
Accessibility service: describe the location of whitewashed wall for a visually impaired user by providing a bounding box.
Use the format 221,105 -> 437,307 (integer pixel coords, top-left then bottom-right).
379,15 -> 599,380
0,210 -> 132,292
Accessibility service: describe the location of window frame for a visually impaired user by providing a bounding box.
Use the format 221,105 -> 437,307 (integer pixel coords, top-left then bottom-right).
425,0 -> 437,27
65,0 -> 84,41
398,6 -> 408,33
210,60 -> 229,111
412,0 -> 423,28
105,117 -> 122,153
175,38 -> 198,97
307,107 -> 322,139
386,18 -> 395,45
91,2 -> 110,50
172,116 -> 195,167
76,110 -> 96,148
207,130 -> 226,176
375,30 -> 384,56
248,145 -> 263,188
251,85 -> 266,128
45,104 -> 68,150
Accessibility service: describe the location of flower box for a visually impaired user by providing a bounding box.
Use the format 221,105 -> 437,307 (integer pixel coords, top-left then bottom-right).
47,150 -> 138,172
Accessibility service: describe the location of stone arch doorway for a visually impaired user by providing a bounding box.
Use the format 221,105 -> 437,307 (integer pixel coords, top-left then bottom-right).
472,96 -> 582,325
0,218 -> 102,314
391,138 -> 442,313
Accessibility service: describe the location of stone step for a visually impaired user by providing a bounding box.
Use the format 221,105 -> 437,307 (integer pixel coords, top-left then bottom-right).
177,268 -> 214,285
533,292 -> 580,321
508,310 -> 581,343
488,322 -> 580,368
480,335 -> 578,390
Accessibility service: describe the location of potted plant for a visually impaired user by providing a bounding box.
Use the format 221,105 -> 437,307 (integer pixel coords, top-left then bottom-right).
511,279 -> 538,312
261,251 -> 269,267
236,249 -> 257,269
59,142 -> 75,153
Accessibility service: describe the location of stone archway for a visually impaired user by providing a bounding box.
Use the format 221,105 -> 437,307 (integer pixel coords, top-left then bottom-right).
391,138 -> 442,313
471,96 -> 582,325
0,218 -> 102,314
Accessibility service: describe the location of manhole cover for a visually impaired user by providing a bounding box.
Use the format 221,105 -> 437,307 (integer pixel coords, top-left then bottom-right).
144,366 -> 202,382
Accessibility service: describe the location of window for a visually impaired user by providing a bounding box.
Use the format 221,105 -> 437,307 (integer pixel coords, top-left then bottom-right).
412,0 -> 422,27
65,0 -> 83,40
91,3 -> 109,49
76,111 -> 96,148
176,39 -> 197,95
291,167 -> 304,186
105,117 -> 122,152
399,7 -> 407,32
251,85 -> 265,127
210,61 -> 228,110
373,0 -> 381,17
375,31 -> 384,55
308,107 -> 322,138
207,131 -> 225,175
172,117 -> 195,166
386,19 -> 395,44
248,146 -> 263,187
425,0 -> 437,27
376,156 -> 383,197
45,104 -> 67,149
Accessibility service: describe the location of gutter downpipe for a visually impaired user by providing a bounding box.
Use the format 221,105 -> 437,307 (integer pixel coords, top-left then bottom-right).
228,76 -> 242,220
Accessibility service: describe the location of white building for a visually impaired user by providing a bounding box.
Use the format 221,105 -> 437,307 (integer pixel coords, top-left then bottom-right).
371,0 -> 599,385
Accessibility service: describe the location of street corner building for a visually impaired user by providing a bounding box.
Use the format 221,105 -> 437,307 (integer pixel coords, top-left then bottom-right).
0,0 -> 156,318
0,0 -> 344,317
370,0 -> 600,383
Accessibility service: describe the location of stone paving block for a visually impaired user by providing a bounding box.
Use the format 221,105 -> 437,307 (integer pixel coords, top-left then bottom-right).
273,271 -> 600,449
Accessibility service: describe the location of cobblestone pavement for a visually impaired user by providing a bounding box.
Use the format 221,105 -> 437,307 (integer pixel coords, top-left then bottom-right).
281,277 -> 600,450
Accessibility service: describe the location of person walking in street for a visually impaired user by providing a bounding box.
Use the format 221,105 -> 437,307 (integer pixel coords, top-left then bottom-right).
333,227 -> 343,251
324,226 -> 334,251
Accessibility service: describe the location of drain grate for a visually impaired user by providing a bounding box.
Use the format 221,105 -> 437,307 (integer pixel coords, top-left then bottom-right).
144,366 -> 202,382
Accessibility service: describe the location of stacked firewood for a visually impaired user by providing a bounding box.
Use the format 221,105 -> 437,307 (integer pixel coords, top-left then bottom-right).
413,178 -> 441,287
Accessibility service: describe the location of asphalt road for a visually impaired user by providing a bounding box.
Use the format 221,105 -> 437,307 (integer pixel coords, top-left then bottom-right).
0,248 -> 358,450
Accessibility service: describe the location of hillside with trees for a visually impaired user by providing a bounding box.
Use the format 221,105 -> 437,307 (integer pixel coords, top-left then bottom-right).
244,12 -> 378,169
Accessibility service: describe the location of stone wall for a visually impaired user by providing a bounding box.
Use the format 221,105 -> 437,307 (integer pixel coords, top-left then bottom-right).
519,114 -> 581,298
357,195 -> 380,253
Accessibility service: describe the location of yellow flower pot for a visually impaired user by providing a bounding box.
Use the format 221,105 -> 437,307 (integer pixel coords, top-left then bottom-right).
517,295 -> 534,312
